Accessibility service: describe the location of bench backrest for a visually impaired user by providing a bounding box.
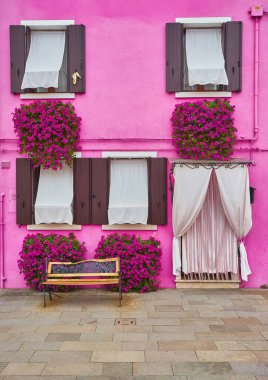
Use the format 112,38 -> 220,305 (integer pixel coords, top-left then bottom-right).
47,258 -> 120,278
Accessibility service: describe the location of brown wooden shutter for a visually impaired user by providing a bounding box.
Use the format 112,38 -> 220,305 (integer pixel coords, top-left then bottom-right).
73,158 -> 91,224
224,21 -> 242,92
166,23 -> 183,93
148,158 -> 167,225
10,25 -> 26,94
91,158 -> 109,225
67,25 -> 86,93
16,158 -> 33,224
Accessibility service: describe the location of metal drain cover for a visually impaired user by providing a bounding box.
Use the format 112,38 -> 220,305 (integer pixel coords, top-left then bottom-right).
115,318 -> 136,325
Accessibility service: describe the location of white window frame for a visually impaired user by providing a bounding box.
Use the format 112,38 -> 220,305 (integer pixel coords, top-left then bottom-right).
20,20 -> 75,100
27,152 -> 81,230
102,151 -> 157,231
175,17 -> 232,99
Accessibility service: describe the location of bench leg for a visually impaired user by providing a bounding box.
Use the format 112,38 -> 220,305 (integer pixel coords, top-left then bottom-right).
119,273 -> 122,307
48,287 -> 52,301
43,285 -> 46,308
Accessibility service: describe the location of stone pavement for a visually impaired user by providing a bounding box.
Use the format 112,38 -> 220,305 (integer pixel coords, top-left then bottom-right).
0,288 -> 267,379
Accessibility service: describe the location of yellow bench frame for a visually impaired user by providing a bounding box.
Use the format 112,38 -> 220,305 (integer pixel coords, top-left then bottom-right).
42,258 -> 122,307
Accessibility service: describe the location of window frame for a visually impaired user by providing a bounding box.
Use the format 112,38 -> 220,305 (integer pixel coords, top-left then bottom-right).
102,151 -> 158,231
175,17 -> 232,98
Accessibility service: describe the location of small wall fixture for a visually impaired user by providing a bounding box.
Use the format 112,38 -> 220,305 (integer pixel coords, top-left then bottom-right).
1,162 -> 11,169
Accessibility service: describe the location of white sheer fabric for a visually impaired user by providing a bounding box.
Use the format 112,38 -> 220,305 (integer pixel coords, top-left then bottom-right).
35,164 -> 73,225
108,159 -> 148,225
172,165 -> 212,275
182,172 -> 238,275
215,166 -> 252,281
21,31 -> 65,89
186,29 -> 228,86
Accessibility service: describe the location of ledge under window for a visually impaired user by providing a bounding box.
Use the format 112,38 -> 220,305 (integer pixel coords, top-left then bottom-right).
175,91 -> 231,98
27,224 -> 81,231
102,224 -> 157,231
20,93 -> 75,100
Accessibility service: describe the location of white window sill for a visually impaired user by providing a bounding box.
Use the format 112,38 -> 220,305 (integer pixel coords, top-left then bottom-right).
20,93 -> 75,100
175,91 -> 232,98
102,224 -> 157,231
27,224 -> 81,231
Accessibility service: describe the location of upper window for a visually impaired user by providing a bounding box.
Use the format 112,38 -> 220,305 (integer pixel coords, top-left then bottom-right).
10,20 -> 85,98
166,18 -> 242,97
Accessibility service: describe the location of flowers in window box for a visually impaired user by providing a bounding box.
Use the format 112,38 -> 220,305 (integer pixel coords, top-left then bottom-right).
95,233 -> 162,293
18,233 -> 87,291
13,100 -> 82,170
171,99 -> 237,160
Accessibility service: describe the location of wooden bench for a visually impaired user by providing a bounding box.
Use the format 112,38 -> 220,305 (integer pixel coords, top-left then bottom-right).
42,258 -> 122,307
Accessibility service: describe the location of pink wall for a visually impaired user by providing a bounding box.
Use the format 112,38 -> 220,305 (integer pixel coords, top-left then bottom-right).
0,0 -> 268,288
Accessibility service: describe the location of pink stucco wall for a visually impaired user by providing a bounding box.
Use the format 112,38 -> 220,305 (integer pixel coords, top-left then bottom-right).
0,0 -> 268,289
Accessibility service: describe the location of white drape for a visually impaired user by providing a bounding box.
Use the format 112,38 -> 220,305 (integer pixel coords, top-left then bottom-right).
186,29 -> 228,86
108,159 -> 148,225
172,165 -> 212,275
21,31 -> 65,89
215,166 -> 252,281
35,164 -> 73,225
182,172 -> 238,275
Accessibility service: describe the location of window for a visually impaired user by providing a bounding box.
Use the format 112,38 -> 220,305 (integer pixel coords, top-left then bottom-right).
166,18 -> 242,97
16,156 -> 167,228
10,20 -> 85,98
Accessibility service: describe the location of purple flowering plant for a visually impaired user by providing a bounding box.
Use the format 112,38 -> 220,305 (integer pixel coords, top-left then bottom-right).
18,233 -> 87,291
95,233 -> 162,293
171,99 -> 237,160
13,100 -> 82,170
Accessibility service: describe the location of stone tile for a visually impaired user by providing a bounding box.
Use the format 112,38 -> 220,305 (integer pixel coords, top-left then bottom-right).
199,311 -> 238,318
231,362 -> 268,376
0,377 -> 76,380
42,363 -> 103,376
60,341 -> 121,351
16,332 -> 48,342
91,350 -> 145,362
0,351 -> 33,363
30,350 -> 92,362
196,350 -> 258,362
215,340 -> 268,351
80,332 -> 113,341
172,361 -> 235,376
254,351 -> 268,361
187,376 -> 257,380
45,332 -> 81,341
210,325 -> 251,333
159,340 -> 217,351
0,342 -> 23,351
1,363 -> 45,376
181,317 -> 224,326
95,325 -> 124,333
196,332 -> 265,341
223,317 -> 261,325
149,332 -> 196,341
19,341 -> 62,351
123,325 -> 152,333
0,363 -> 7,374
148,311 -> 199,319
130,377 -> 187,380
102,362 -> 133,376
155,305 -> 183,312
223,305 -> 256,311
153,325 -> 211,333
133,362 -> 173,375
39,325 -> 96,333
136,318 -> 181,326
121,341 -> 158,351
145,350 -> 197,362
113,332 -> 148,341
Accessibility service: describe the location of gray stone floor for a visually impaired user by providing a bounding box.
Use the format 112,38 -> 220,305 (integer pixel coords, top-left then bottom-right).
0,288 -> 267,379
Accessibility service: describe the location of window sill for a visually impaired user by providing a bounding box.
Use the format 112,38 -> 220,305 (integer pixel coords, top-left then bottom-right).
20,93 -> 75,100
27,224 -> 81,231
102,224 -> 157,231
175,91 -> 232,98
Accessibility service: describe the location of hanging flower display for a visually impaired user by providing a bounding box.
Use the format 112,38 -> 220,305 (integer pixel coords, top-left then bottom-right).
171,99 -> 237,160
13,100 -> 82,170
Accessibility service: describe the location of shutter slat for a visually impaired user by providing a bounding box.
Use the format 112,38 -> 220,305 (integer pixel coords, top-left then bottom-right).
148,158 -> 167,225
224,21 -> 242,92
73,158 -> 91,224
67,24 -> 86,93
166,23 -> 183,93
10,25 -> 25,94
91,158 -> 109,225
16,158 -> 33,224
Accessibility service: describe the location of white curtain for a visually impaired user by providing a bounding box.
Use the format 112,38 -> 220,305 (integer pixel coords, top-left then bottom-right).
182,172 -> 238,275
215,166 -> 252,281
108,159 -> 148,225
35,164 -> 73,225
21,31 -> 65,89
186,29 -> 228,86
172,165 -> 212,275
